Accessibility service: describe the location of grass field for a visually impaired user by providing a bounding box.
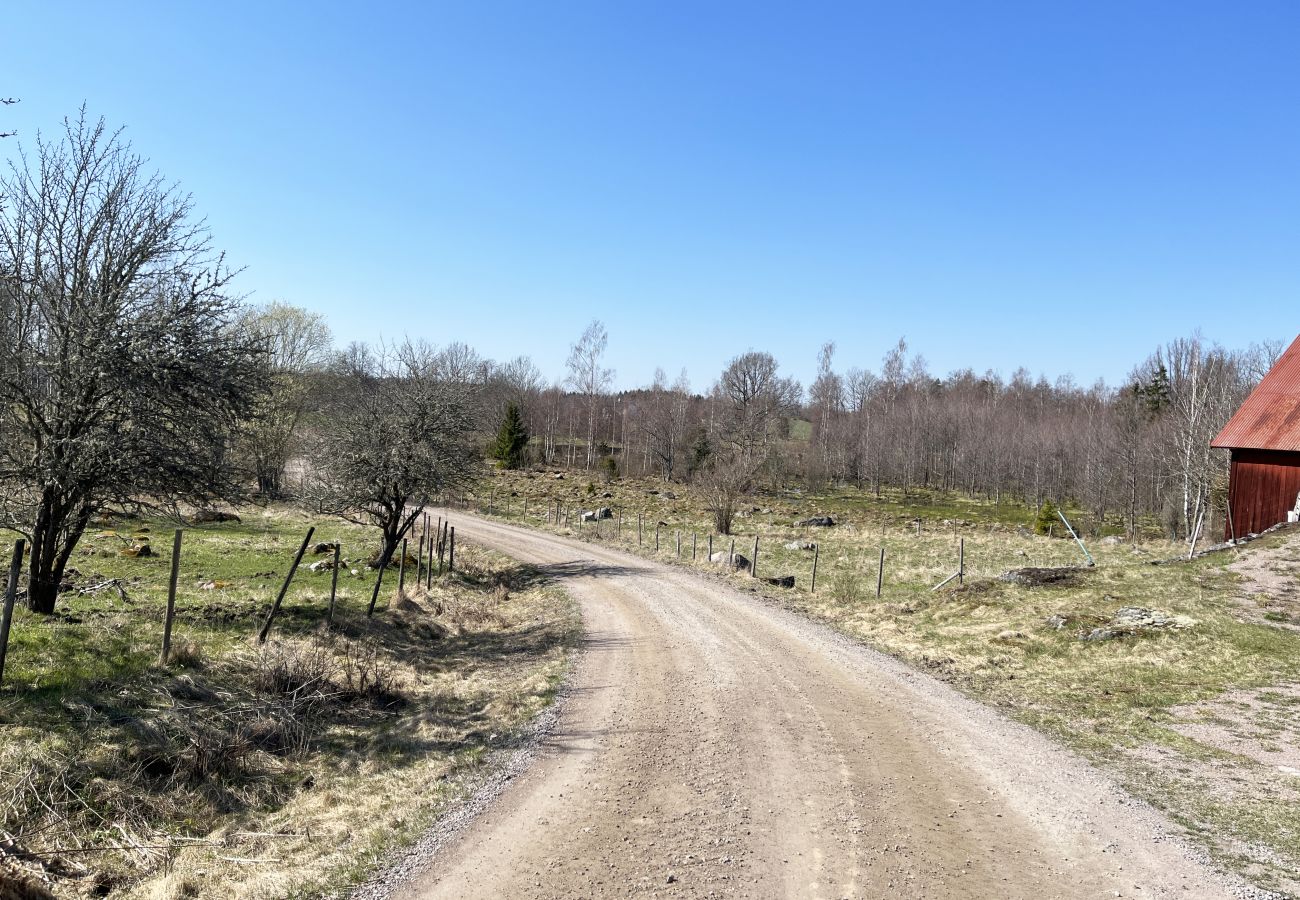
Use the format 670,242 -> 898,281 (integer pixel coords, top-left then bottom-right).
477,466 -> 1300,895
0,507 -> 579,899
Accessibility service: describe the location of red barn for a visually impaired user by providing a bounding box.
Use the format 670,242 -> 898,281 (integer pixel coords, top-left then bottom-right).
1212,334 -> 1300,538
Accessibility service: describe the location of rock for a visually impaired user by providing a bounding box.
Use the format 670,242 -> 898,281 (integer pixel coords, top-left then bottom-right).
662,491 -> 677,500
192,509 -> 241,524
602,492 -> 613,498
553,473 -> 565,479
1045,614 -> 1070,630
1100,535 -> 1125,545
999,566 -> 1085,587
784,541 -> 816,551
1111,606 -> 1197,630
308,559 -> 336,573
708,551 -> 750,572
797,515 -> 835,527
1079,606 -> 1197,641
581,511 -> 598,523
120,544 -> 153,558
765,575 -> 796,588
311,541 -> 338,555
994,629 -> 1027,641
596,507 -> 614,520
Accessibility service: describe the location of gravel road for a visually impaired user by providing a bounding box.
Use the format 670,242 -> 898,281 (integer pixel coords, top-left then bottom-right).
373,513 -> 1254,899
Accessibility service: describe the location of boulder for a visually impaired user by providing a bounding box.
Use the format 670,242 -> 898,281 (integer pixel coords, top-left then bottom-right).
192,509 -> 241,524
596,507 -> 614,520
999,566 -> 1085,587
581,510 -> 599,523
662,491 -> 677,500
311,541 -> 338,555
120,544 -> 153,558
797,515 -> 835,528
708,551 -> 750,572
784,541 -> 816,551
764,575 -> 795,589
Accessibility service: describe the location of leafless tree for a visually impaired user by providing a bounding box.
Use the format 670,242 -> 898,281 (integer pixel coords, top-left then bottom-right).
0,110 -> 266,613
696,451 -> 759,535
565,320 -> 614,469
716,351 -> 801,464
240,301 -> 332,496
308,340 -> 478,572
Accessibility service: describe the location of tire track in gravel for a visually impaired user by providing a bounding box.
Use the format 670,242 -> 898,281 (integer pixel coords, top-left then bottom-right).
375,513 -> 1259,900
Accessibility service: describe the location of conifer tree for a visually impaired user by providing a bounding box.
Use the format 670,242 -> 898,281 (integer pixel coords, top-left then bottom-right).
493,402 -> 530,469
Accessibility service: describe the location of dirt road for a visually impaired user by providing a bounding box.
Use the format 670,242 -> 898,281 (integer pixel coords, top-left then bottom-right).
383,514 -> 1245,899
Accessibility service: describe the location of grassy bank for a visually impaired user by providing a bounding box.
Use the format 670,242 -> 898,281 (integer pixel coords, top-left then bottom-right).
0,506 -> 579,899
477,467 -> 1300,896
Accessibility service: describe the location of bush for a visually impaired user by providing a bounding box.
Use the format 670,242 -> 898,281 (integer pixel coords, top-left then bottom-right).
1034,499 -> 1060,536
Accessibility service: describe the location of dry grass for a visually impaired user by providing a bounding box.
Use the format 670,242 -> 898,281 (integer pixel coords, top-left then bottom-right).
0,509 -> 578,899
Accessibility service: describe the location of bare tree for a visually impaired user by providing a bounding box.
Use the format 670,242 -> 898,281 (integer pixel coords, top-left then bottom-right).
716,351 -> 801,464
309,340 -> 477,573
697,451 -> 759,535
0,110 -> 265,613
240,301 -> 332,496
565,320 -> 614,469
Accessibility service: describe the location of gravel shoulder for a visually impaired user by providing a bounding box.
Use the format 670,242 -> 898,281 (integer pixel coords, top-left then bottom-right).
365,513 -> 1264,900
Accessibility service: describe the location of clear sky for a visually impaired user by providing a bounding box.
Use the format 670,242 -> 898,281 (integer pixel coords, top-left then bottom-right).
4,1 -> 1297,392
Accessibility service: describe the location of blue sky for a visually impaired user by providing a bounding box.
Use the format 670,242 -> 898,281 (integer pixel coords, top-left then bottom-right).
4,1 -> 1297,391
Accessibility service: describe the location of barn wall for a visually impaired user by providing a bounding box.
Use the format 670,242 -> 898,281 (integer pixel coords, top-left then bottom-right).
1227,449 -> 1300,538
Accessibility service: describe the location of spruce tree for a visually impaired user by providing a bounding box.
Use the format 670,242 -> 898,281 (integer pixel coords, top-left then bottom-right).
492,402 -> 530,469
1034,498 -> 1060,536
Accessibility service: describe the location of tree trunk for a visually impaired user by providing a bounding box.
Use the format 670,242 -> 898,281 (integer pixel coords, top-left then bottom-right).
26,495 -> 91,614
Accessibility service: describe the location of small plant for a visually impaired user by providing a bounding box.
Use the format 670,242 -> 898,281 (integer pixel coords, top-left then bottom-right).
586,481 -> 597,497
600,455 -> 618,481
1034,499 -> 1060,536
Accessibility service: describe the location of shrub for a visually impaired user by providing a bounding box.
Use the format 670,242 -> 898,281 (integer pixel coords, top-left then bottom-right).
1034,499 -> 1060,536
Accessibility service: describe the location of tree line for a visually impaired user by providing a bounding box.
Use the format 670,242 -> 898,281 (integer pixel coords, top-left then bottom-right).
2,109 -> 1281,613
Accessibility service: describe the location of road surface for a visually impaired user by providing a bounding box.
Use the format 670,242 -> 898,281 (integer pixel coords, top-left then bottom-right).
383,513 -> 1241,900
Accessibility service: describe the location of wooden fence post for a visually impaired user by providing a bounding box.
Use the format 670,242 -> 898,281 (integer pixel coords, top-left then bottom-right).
638,513 -> 643,546
160,529 -> 183,664
959,538 -> 965,586
523,497 -> 529,521
398,538 -> 408,592
328,543 -> 341,625
260,527 -> 315,640
811,544 -> 819,593
418,519 -> 427,582
676,530 -> 681,558
876,547 -> 885,598
692,533 -> 697,560
426,532 -> 435,588
752,535 -> 759,578
449,527 -> 456,573
618,510 -> 622,536
655,523 -> 660,551
0,540 -> 26,688
728,538 -> 735,568
708,534 -> 713,560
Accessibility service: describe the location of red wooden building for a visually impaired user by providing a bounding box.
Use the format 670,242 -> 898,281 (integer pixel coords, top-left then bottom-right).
1212,334 -> 1300,538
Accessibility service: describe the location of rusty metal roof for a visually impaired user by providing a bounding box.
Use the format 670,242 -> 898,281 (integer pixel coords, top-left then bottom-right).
1212,334 -> 1300,452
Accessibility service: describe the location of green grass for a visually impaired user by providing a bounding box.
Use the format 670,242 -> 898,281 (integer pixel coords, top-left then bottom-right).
0,506 -> 580,899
